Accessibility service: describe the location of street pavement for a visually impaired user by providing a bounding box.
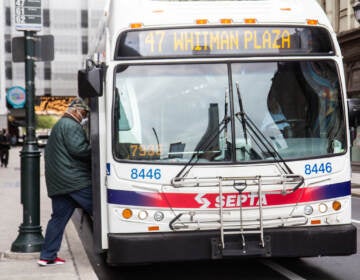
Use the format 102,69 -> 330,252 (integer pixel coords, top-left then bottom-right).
0,146 -> 360,280
0,146 -> 97,280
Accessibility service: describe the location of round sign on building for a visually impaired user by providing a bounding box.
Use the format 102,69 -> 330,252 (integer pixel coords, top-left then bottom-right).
6,86 -> 26,109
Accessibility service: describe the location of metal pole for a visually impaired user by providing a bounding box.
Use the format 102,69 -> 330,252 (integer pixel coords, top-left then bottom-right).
11,30 -> 44,252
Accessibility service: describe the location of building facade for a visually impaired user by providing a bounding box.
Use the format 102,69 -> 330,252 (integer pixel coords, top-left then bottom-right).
0,0 -> 105,134
318,1 -> 360,99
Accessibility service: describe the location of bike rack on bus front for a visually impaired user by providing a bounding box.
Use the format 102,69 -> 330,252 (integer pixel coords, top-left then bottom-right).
169,174 -> 305,257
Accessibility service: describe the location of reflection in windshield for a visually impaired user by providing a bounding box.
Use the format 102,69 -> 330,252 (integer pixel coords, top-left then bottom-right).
113,61 -> 345,162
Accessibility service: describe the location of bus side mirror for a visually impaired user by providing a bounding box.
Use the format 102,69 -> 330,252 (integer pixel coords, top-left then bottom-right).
348,98 -> 360,128
78,64 -> 103,98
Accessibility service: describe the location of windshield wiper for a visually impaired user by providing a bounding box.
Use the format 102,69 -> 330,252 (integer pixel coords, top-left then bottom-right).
173,94 -> 231,181
173,117 -> 230,182
236,82 -> 248,145
234,85 -> 304,190
234,81 -> 293,175
173,84 -> 303,191
236,113 -> 292,173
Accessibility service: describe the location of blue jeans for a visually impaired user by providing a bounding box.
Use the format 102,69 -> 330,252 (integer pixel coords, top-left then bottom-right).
40,186 -> 92,260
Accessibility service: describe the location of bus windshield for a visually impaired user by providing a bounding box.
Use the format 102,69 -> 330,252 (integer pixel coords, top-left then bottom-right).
113,60 -> 345,162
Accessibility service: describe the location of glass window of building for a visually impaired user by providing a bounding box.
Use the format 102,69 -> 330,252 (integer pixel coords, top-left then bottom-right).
43,9 -> 50,27
5,7 -> 10,26
81,10 -> 88,28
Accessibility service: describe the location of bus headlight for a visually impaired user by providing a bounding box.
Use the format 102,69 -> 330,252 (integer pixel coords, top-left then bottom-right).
154,211 -> 164,221
304,205 -> 313,215
138,210 -> 148,220
318,203 -> 328,213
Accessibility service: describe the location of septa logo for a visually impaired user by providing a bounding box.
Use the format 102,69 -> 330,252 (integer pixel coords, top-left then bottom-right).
195,194 -> 210,208
215,193 -> 268,208
194,193 -> 268,208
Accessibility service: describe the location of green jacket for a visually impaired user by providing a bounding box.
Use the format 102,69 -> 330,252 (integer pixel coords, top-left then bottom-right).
45,116 -> 91,197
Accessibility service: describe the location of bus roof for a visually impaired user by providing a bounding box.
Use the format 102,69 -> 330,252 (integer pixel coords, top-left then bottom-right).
96,0 -> 334,59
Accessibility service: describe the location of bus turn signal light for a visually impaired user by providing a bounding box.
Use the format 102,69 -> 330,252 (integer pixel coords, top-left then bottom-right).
122,208 -> 133,219
332,201 -> 341,211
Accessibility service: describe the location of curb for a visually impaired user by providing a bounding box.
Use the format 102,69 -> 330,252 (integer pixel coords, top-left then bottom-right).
65,220 -> 98,280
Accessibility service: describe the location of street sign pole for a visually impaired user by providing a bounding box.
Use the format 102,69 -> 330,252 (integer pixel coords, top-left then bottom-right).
11,30 -> 43,253
11,0 -> 44,253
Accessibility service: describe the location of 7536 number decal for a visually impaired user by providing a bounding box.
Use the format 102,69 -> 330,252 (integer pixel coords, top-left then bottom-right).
130,168 -> 161,180
304,162 -> 332,175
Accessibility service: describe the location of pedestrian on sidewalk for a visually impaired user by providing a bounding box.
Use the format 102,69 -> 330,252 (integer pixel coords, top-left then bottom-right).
38,97 -> 92,266
0,128 -> 11,167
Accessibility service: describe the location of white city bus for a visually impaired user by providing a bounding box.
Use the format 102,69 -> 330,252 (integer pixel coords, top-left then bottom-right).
78,0 -> 358,265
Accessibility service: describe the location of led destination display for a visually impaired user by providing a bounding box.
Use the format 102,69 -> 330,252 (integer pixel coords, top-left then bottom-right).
116,26 -> 334,58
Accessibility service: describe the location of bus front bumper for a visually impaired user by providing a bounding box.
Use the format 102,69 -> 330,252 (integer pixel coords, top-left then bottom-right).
106,224 -> 356,265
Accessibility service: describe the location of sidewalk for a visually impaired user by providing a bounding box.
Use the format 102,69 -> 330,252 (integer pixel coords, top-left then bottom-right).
0,146 -> 97,280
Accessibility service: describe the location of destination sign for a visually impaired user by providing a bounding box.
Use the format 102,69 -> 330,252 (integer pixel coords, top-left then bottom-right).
116,26 -> 333,58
